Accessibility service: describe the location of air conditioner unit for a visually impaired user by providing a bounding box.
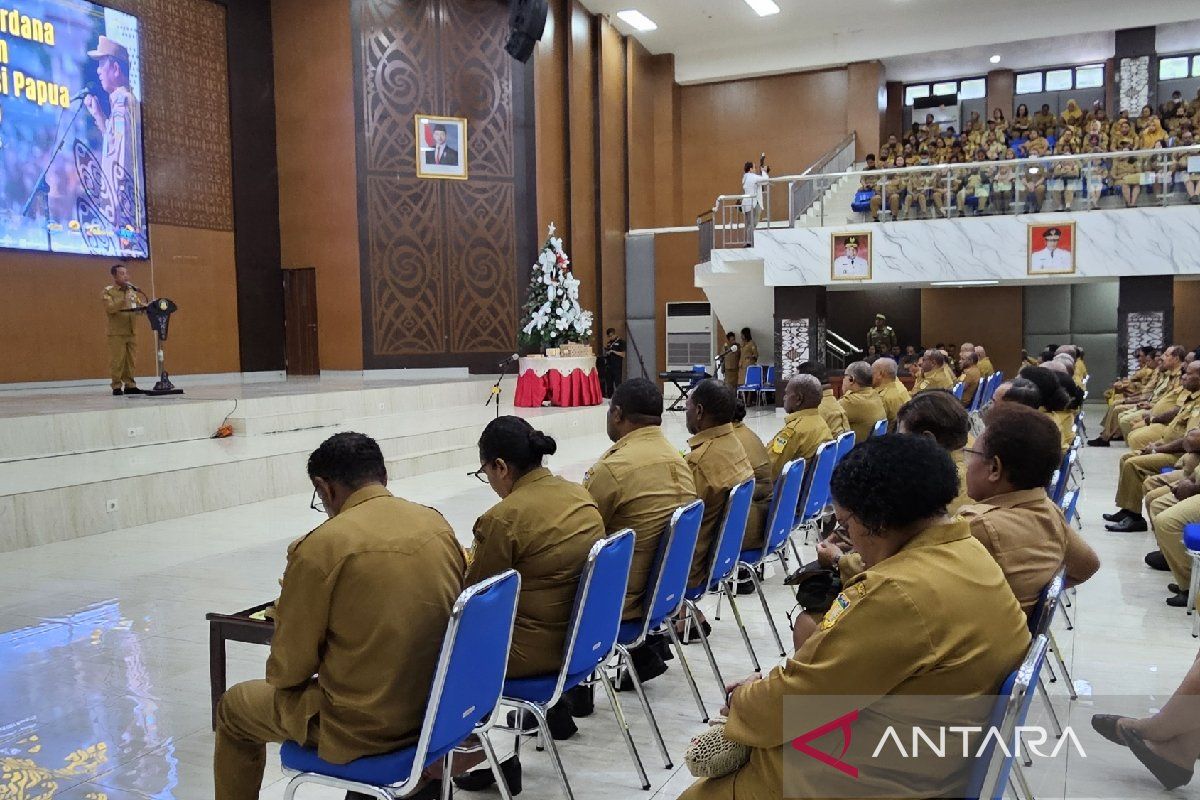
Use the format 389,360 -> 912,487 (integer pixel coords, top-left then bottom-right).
666,302 -> 713,373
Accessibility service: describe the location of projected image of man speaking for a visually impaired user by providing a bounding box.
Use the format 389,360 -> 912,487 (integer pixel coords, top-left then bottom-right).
84,34 -> 143,248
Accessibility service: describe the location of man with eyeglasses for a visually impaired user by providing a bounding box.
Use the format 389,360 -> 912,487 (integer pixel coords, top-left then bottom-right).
214,432 -> 465,800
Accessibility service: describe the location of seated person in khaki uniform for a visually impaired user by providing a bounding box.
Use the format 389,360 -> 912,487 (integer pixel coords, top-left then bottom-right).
584,378 -> 696,685
214,433 -> 466,800
839,360 -> 886,443
682,435 -> 1030,800
959,404 -> 1100,614
1019,365 -> 1077,454
1143,431 -> 1200,608
767,374 -> 834,481
914,349 -> 954,393
974,345 -> 996,378
1104,361 -> 1200,533
958,351 -> 983,408
465,415 -> 606,761
896,390 -> 973,514
793,360 -> 849,436
871,357 -> 911,432
731,399 -> 774,551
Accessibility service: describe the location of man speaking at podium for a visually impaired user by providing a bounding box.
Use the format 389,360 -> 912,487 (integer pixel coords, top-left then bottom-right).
102,264 -> 142,395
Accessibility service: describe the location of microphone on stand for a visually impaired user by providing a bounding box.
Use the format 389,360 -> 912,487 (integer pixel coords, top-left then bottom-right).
71,85 -> 93,102
497,353 -> 519,368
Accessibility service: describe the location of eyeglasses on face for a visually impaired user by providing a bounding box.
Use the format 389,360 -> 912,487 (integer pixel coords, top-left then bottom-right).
310,489 -> 325,513
467,467 -> 489,484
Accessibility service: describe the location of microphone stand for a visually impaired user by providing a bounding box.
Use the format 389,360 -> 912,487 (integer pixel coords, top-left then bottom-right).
486,358 -> 515,419
21,96 -> 88,252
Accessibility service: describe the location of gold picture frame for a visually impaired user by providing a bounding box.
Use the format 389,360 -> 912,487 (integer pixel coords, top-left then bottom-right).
414,114 -> 468,180
1027,221 -> 1076,276
830,231 -> 872,281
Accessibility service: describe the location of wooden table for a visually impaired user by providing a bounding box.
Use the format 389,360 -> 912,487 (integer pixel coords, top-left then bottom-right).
206,602 -> 275,729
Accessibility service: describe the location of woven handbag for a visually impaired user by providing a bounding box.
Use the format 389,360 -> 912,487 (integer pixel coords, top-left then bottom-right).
683,721 -> 751,779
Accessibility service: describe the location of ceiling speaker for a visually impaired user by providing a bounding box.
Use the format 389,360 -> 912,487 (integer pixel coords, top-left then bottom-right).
504,0 -> 548,63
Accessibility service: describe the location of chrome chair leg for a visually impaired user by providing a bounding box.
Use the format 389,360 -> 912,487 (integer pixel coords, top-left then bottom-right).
666,622 -> 709,722
1014,760 -> 1037,800
614,644 -> 672,768
723,583 -> 761,672
478,730 -> 514,800
1037,674 -> 1064,739
597,669 -> 651,790
747,562 -> 786,657
524,701 -> 574,800
1048,630 -> 1078,700
1057,595 -> 1074,630
441,754 -> 453,800
687,599 -> 727,698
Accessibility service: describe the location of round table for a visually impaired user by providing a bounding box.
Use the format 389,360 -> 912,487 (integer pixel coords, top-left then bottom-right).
514,356 -> 603,408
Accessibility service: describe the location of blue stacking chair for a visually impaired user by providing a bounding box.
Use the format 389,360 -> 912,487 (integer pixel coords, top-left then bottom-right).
965,635 -> 1051,800
673,478 -> 755,717
737,364 -> 764,406
952,381 -> 965,400
1058,488 -> 1079,527
734,458 -> 806,661
499,530 -> 645,799
792,440 -> 839,548
758,365 -> 776,405
279,570 -> 522,800
988,371 -> 1005,404
834,430 -> 856,462
613,501 -> 704,754
1049,450 -> 1076,506
870,418 -> 888,438
1027,568 -> 1074,742
1185,524 -> 1200,638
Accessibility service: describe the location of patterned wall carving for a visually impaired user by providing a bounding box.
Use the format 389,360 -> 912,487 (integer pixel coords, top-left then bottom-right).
357,0 -> 525,362
107,0 -> 234,231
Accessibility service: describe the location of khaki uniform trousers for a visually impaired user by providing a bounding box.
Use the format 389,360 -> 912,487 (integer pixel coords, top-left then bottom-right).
724,370 -> 739,391
1103,402 -> 1136,439
108,335 -> 137,390
1116,452 -> 1179,513
1128,423 -> 1169,452
1119,408 -> 1151,440
1146,470 -> 1199,587
215,680 -> 315,800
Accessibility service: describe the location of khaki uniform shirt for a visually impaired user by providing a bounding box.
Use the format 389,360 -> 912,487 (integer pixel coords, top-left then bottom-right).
767,408 -> 834,481
266,486 -> 466,765
1049,409 -> 1077,452
958,488 -> 1093,615
102,284 -> 138,337
700,521 -> 1030,800
977,357 -> 995,377
839,386 -> 886,444
737,341 -> 759,384
819,388 -> 850,436
1163,390 -> 1200,441
949,448 -> 971,515
866,325 -> 896,352
731,421 -> 774,551
960,365 -> 982,406
686,424 -> 754,587
720,346 -> 740,382
875,379 -> 912,430
467,467 -> 605,677
1073,358 -> 1088,388
914,366 -> 953,393
584,426 -> 696,620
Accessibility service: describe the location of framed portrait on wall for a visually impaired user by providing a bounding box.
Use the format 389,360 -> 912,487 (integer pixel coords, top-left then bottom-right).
1027,222 -> 1075,275
415,115 -> 468,180
830,232 -> 872,281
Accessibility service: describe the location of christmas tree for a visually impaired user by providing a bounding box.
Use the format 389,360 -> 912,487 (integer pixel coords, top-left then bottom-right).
518,223 -> 593,352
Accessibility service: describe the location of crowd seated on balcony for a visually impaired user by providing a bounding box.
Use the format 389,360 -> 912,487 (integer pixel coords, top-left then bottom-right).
858,90 -> 1200,220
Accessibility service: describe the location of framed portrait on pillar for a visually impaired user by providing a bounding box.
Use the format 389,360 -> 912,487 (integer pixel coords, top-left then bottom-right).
830,232 -> 872,281
1027,222 -> 1076,275
415,115 -> 468,180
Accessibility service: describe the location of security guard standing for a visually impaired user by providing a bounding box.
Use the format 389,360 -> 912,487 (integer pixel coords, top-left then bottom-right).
767,375 -> 834,480
866,314 -> 896,354
102,263 -> 143,395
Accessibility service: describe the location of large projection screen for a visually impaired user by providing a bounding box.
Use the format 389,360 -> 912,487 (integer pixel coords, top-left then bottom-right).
0,1 -> 148,258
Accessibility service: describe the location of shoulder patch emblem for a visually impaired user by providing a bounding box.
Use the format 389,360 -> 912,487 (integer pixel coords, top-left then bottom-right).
820,592 -> 852,630
771,431 -> 792,454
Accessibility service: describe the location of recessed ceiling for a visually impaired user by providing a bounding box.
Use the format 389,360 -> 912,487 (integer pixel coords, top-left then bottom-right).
577,1 -> 1200,84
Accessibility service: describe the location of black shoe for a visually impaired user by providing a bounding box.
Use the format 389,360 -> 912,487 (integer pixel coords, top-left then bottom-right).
1169,583 -> 1183,594
1106,515 -> 1148,532
1090,714 -> 1130,747
676,619 -> 712,644
112,388 -> 123,396
123,386 -> 144,394
1125,730 -> 1194,790
505,700 -> 577,739
648,631 -> 674,661
1103,509 -> 1132,523
1145,551 -> 1170,571
1088,437 -> 1110,447
563,683 -> 593,718
616,642 -> 669,691
1167,592 -> 1190,608
452,755 -> 522,795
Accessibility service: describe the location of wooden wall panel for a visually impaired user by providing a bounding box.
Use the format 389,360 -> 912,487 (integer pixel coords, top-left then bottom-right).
846,61 -> 884,161
921,286 -> 1025,377
651,54 -> 682,228
534,0 -> 569,244
679,68 -> 850,221
1174,279 -> 1200,350
597,18 -> 627,334
653,230 -> 705,374
567,0 -> 599,340
626,39 -> 656,230
274,0 -> 362,370
987,70 -> 1016,122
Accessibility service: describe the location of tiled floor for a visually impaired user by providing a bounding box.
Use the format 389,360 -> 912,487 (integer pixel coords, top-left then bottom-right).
0,405 -> 1196,799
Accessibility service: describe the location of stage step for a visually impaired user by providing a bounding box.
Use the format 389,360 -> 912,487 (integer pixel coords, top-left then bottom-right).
0,380 -> 608,553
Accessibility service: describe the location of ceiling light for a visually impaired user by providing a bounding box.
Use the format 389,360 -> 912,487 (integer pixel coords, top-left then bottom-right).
616,9 -> 658,31
744,0 -> 780,17
930,280 -> 1001,287
989,54 -> 1001,64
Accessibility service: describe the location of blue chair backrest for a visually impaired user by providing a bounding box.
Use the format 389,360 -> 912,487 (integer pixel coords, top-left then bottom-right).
798,440 -> 838,523
966,635 -> 1050,800
419,570 -> 521,770
1050,450 -> 1074,505
988,372 -> 1005,403
762,365 -> 775,388
1064,489 -> 1080,526
643,501 -> 704,630
742,364 -> 763,387
1185,523 -> 1200,553
1057,488 -> 1077,515
952,381 -> 965,400
1026,567 -> 1066,636
761,458 -> 806,555
870,418 -> 888,438
562,530 -> 636,679
692,364 -> 707,374
834,430 -> 856,463
703,478 -> 755,592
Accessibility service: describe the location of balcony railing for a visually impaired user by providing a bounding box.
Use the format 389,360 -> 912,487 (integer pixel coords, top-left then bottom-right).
706,143 -> 1200,244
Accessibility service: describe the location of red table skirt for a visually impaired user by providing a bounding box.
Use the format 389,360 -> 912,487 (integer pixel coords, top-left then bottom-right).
514,368 -> 603,407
